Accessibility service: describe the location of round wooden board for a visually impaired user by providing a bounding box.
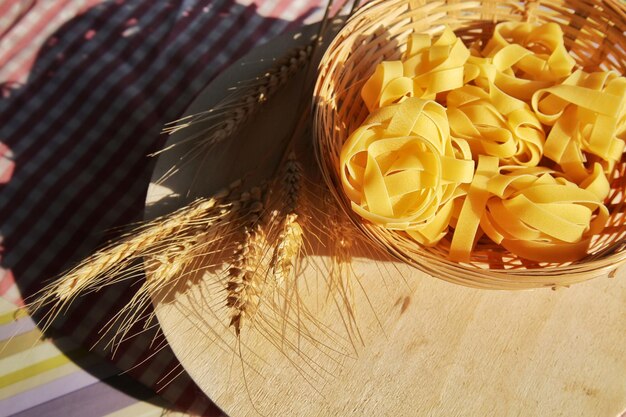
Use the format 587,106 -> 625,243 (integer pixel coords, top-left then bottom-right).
146,25 -> 626,417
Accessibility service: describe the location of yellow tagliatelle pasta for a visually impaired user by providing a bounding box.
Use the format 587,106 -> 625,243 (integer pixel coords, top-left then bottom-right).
478,22 -> 577,101
482,163 -> 609,263
450,157 -> 610,262
447,85 -> 544,166
339,98 -> 474,245
361,26 -> 472,111
341,22 -> 626,263
533,69 -> 626,182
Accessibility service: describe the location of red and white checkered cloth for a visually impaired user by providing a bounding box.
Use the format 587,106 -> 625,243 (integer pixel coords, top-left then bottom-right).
0,1 -> 323,415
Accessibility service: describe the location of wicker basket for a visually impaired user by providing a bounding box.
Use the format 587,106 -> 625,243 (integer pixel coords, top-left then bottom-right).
313,0 -> 626,289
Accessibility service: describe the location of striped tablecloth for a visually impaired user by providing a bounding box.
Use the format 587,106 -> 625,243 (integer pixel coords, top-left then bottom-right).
0,1 -> 322,415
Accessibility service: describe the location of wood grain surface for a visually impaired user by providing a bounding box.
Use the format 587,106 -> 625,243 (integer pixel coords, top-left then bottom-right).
147,25 -> 626,417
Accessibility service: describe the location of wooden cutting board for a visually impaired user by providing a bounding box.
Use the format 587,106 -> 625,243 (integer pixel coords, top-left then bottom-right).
147,23 -> 626,417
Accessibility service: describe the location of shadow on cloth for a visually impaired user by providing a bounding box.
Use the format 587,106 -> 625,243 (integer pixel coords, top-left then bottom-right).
0,0 -> 317,415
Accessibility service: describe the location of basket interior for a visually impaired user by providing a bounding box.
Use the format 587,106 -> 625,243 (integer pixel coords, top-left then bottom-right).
313,0 -> 626,288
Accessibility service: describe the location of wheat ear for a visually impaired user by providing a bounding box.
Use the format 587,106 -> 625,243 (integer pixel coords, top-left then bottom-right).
153,41 -> 315,187
160,41 -> 314,143
101,229 -> 215,351
29,182 -> 240,331
270,152 -> 305,285
226,186 -> 268,336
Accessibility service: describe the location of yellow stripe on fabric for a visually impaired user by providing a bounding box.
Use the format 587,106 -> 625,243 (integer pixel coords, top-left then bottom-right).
0,354 -> 67,389
0,298 -> 18,314
0,351 -> 85,389
104,399 -> 171,417
0,328 -> 43,359
0,307 -> 28,325
0,363 -> 76,401
0,351 -> 101,401
0,337 -> 76,377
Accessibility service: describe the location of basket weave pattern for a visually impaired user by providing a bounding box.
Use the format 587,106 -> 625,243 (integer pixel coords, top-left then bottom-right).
314,0 -> 626,289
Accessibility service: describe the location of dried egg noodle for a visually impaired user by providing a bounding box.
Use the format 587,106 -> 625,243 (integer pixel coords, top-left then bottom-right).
533,70 -> 626,182
447,85 -> 544,166
451,157 -> 610,262
477,22 -> 577,100
340,22 -> 626,262
339,98 -> 474,245
361,27 -> 470,111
